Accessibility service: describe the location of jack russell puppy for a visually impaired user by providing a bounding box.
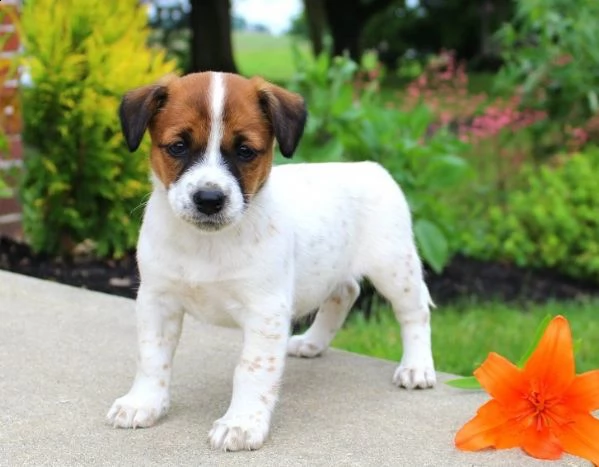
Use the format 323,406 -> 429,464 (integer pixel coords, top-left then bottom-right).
107,72 -> 436,451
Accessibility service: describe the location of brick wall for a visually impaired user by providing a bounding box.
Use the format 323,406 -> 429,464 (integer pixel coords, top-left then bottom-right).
0,0 -> 22,239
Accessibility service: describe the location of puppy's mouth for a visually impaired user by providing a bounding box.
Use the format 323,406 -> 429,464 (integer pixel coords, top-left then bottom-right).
175,210 -> 239,232
193,218 -> 230,232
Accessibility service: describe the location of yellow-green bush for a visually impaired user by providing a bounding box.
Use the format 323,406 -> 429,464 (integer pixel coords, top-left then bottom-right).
21,0 -> 177,256
462,148 -> 599,281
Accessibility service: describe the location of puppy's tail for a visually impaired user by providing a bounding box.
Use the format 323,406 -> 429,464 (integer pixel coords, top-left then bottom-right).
421,282 -> 436,309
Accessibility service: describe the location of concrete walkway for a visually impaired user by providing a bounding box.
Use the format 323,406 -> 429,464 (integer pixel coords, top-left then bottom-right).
0,271 -> 588,466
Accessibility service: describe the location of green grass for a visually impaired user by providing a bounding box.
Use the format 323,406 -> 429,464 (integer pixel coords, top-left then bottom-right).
332,300 -> 599,376
233,32 -> 312,83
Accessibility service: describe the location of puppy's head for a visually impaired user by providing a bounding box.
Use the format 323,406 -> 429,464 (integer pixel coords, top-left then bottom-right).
120,72 -> 306,232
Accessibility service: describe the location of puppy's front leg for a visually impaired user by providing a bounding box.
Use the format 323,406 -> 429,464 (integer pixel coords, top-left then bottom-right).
209,299 -> 291,451
107,285 -> 183,428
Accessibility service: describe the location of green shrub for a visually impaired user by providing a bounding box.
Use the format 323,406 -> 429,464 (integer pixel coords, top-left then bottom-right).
462,147 -> 599,281
21,0 -> 177,257
287,48 -> 471,272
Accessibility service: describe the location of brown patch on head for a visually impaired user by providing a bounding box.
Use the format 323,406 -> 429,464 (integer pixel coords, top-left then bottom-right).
148,73 -> 212,188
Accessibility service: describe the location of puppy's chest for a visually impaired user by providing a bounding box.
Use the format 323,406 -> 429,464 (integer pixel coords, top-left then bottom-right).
179,283 -> 243,327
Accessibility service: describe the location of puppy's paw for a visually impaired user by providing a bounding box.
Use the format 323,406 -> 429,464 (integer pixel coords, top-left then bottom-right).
393,362 -> 436,389
209,413 -> 270,451
107,391 -> 169,428
287,334 -> 326,358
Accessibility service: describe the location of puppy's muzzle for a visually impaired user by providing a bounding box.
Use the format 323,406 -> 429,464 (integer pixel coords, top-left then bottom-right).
192,189 -> 226,216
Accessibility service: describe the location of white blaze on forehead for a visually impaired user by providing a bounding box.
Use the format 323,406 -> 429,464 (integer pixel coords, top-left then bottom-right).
206,72 -> 226,165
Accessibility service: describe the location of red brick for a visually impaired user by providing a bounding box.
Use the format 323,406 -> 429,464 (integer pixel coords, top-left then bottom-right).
1,109 -> 21,134
1,33 -> 19,52
1,134 -> 22,159
0,195 -> 20,214
0,84 -> 17,99
0,6 -> 19,26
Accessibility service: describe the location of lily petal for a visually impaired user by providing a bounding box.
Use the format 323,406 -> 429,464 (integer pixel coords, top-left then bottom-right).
557,412 -> 599,466
521,423 -> 563,460
474,352 -> 527,404
523,316 -> 575,397
563,370 -> 599,412
455,399 -> 513,451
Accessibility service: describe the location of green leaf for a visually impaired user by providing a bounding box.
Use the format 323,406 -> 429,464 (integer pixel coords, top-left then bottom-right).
516,314 -> 552,368
421,154 -> 471,190
587,90 -> 598,114
445,376 -> 482,390
413,219 -> 449,273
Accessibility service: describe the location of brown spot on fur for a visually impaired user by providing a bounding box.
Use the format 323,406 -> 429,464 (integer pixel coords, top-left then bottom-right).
330,295 -> 342,305
267,366 -> 276,372
162,363 -> 170,370
255,329 -> 282,340
159,380 -> 166,387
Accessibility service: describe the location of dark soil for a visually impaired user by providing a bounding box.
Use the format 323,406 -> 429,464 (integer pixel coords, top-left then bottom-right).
1,236 -> 598,308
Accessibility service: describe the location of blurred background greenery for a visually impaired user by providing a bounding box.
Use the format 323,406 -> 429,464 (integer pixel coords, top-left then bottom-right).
2,0 -> 599,376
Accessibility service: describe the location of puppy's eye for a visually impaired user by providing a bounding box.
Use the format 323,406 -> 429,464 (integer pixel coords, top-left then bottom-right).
236,145 -> 257,162
167,141 -> 189,158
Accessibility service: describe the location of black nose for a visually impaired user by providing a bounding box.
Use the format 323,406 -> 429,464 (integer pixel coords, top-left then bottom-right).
192,190 -> 226,215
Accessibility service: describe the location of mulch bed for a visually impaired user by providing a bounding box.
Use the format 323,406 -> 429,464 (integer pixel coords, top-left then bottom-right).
1,235 -> 598,308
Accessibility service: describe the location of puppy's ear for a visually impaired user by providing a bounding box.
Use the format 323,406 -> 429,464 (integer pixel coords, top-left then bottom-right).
255,79 -> 307,158
119,84 -> 168,152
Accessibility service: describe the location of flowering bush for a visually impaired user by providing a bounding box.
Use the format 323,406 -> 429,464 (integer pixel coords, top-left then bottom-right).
402,50 -> 546,146
400,50 -> 548,198
496,0 -> 599,156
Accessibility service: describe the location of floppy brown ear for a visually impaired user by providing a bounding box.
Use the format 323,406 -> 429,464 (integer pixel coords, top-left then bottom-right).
119,84 -> 168,152
256,80 -> 307,158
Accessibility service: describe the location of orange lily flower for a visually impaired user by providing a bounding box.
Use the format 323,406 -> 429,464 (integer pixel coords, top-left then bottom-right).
455,315 -> 599,465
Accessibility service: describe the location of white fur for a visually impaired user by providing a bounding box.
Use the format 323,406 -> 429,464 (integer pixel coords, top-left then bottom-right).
107,74 -> 436,452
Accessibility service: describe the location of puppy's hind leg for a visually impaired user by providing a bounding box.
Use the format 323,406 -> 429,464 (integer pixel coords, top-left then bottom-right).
368,247 -> 436,389
287,278 -> 360,358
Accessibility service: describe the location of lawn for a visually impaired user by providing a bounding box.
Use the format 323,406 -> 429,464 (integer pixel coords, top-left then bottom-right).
233,31 -> 312,83
332,300 -> 599,377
